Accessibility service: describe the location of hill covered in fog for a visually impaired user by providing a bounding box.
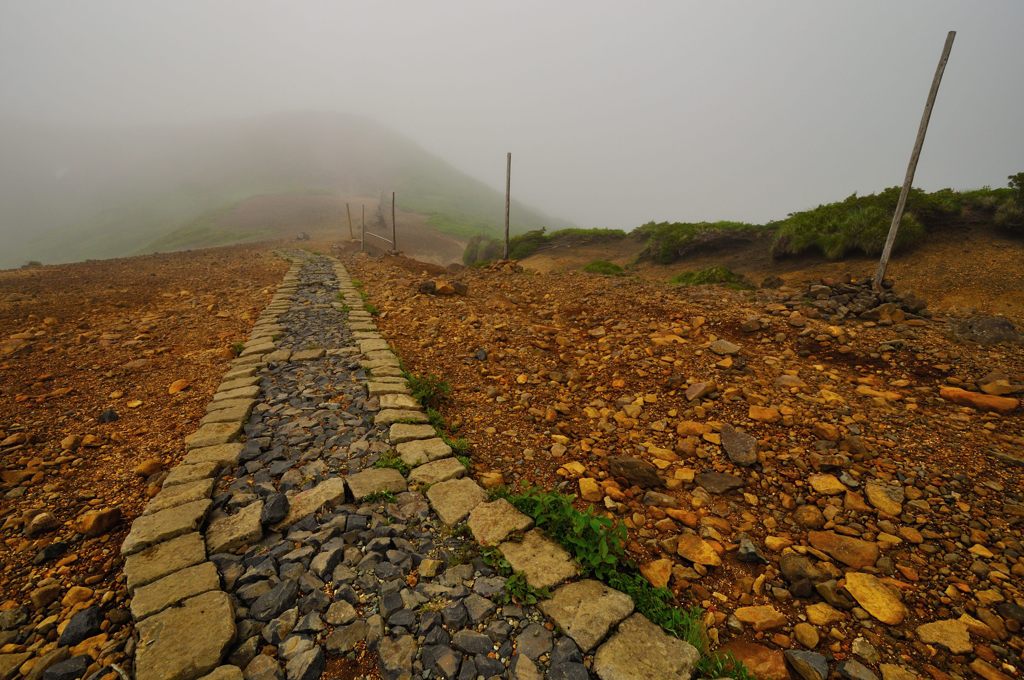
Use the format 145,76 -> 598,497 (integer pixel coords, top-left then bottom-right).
0,112 -> 563,268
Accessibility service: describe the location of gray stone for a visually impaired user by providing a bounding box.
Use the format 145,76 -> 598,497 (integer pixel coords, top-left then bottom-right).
41,656 -> 89,680
379,635 -> 417,676
273,478 -> 346,529
284,647 -> 323,680
427,478 -> 487,525
375,409 -> 428,425
607,457 -> 663,488
592,614 -> 700,680
324,621 -> 368,653
144,478 -> 214,515
324,601 -> 356,626
512,654 -> 543,680
453,630 -> 493,655
709,339 -> 741,355
409,457 -> 467,486
185,422 -> 243,449
695,471 -> 744,494
125,532 -> 207,592
388,423 -> 437,444
207,501 -> 264,554
838,660 -> 879,680
135,591 -> 236,680
121,499 -> 211,556
131,561 -> 220,620
467,499 -> 534,546
240,342 -> 274,357
250,579 -> 299,621
540,580 -> 634,651
163,461 -> 219,487
721,424 -> 758,466
345,468 -> 407,500
57,606 -> 102,646
785,650 -> 829,680
516,623 -> 553,659
500,529 -> 580,590
397,438 -> 453,466
243,654 -> 282,680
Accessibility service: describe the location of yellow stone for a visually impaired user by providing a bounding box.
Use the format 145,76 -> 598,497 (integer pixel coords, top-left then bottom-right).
844,572 -> 907,625
578,478 -> 603,502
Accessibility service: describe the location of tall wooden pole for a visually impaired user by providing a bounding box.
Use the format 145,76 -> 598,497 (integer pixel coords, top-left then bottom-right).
361,204 -> 365,232
391,191 -> 397,254
346,203 -> 354,240
504,152 -> 512,260
873,31 -> 955,291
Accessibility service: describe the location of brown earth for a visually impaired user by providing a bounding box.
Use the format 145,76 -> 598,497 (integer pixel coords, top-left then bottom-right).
0,243 -> 287,668
345,243 -> 1023,679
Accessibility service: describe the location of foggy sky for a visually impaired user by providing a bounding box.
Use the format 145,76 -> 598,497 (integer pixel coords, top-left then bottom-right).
2,1 -> 1023,228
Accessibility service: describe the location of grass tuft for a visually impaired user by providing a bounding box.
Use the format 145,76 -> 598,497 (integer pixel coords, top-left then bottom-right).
670,266 -> 752,289
373,453 -> 410,475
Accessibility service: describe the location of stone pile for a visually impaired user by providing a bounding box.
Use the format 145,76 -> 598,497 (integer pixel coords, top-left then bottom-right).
784,276 -> 927,324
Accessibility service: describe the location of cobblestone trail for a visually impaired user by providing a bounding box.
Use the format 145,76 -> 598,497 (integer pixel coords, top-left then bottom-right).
114,252 -> 693,680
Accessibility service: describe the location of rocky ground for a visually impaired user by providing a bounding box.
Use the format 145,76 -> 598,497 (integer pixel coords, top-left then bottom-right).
346,251 -> 1024,680
0,245 -> 288,676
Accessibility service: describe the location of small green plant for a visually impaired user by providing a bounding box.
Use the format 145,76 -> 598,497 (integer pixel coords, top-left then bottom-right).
582,260 -> 625,276
501,572 -> 551,605
364,303 -> 380,316
374,453 -> 409,475
407,373 -> 451,408
456,454 -> 471,468
351,278 -> 365,290
427,407 -> 445,431
670,266 -> 752,290
481,546 -> 511,574
231,342 -> 245,357
363,490 -> 396,503
696,652 -> 756,680
443,435 -> 469,454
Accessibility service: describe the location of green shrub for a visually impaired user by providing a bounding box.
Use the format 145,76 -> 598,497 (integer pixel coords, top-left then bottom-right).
582,260 -> 625,276
407,373 -> 451,408
670,266 -> 751,289
462,228 -> 628,265
994,172 -> 1024,233
635,221 -> 764,264
231,342 -> 245,357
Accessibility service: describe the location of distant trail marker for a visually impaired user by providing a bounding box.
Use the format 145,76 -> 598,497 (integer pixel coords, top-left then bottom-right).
391,192 -> 397,254
504,152 -> 512,260
874,30 -> 956,291
346,203 -> 354,240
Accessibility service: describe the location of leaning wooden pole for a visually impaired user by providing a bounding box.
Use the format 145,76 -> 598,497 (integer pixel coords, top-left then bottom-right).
504,152 -> 512,260
873,30 -> 956,291
391,191 -> 397,253
346,203 -> 354,240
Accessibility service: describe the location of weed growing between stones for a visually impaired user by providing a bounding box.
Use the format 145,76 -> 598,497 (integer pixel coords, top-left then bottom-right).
406,372 -> 452,408
501,572 -> 551,606
494,486 -> 754,680
231,341 -> 245,356
364,302 -> 380,316
373,452 -> 410,475
363,490 -> 396,503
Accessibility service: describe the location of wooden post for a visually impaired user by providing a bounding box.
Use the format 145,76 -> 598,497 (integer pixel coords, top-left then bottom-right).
391,191 -> 397,254
360,214 -> 365,253
504,152 -> 511,260
873,30 -> 955,291
346,203 -> 354,240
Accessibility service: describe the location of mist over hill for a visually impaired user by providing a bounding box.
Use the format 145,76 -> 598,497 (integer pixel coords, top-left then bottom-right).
0,112 -> 564,268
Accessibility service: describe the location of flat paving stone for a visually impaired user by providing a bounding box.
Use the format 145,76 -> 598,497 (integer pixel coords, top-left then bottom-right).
201,404 -> 254,426
500,529 -> 581,590
345,468 -> 407,500
212,384 -> 260,402
467,499 -> 534,547
540,580 -> 634,652
426,477 -> 487,525
592,613 -> 700,680
370,366 -> 404,377
273,477 -> 346,529
124,532 -> 207,593
263,349 -> 292,363
135,590 -> 235,680
163,461 -> 219,487
144,478 -> 214,515
206,501 -> 264,554
185,422 -> 242,450
131,561 -> 220,620
219,375 -> 260,392
183,443 -> 244,469
375,409 -> 427,425
367,381 -> 410,396
359,339 -> 390,353
240,342 -> 274,357
122,499 -> 211,556
379,393 -> 421,410
205,397 -> 255,414
397,438 -> 453,466
409,457 -> 467,487
291,349 -> 325,361
388,423 -> 436,444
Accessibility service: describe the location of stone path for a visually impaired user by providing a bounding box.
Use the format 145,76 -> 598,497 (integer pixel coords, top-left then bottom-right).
119,252 -> 697,680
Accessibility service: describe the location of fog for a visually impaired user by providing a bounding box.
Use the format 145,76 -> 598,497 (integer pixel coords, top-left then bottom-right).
1,1 -> 1023,263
